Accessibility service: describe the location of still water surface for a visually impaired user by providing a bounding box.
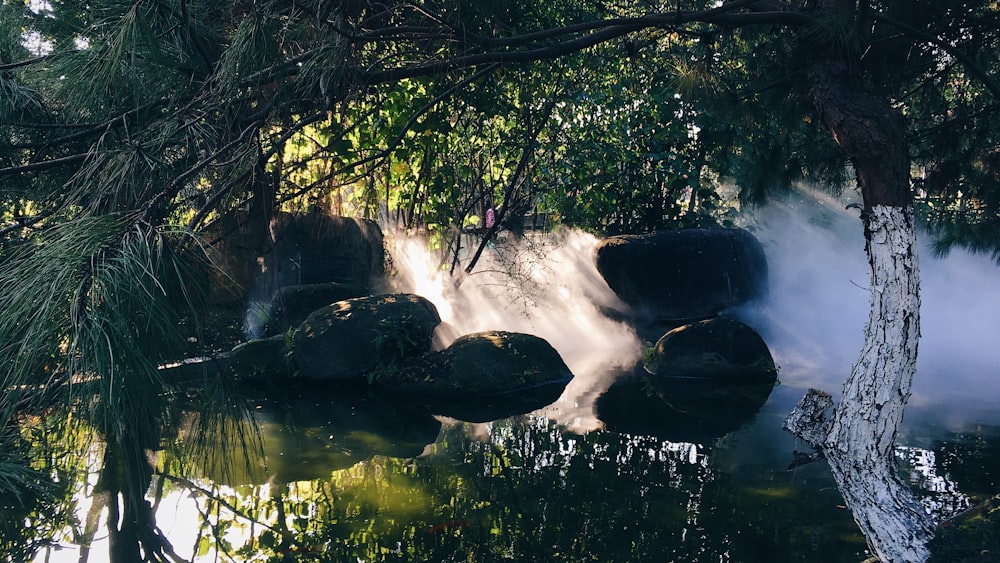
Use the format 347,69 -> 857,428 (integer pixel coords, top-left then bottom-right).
27,370 -> 1000,563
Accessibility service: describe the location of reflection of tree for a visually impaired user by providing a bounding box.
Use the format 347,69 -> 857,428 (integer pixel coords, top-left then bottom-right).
11,408 -> 998,561
131,416 -> 866,562
0,418 -> 80,562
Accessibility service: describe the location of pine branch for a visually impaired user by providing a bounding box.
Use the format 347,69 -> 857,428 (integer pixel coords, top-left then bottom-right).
874,13 -> 1000,101
361,5 -> 809,85
0,56 -> 46,72
0,152 -> 94,178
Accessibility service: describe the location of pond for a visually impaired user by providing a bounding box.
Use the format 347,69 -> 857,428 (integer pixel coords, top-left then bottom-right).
19,374 -> 1000,563
16,193 -> 1000,562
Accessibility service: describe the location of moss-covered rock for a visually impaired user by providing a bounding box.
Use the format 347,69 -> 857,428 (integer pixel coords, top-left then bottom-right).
645,317 -> 776,382
382,330 -> 572,398
291,293 -> 440,380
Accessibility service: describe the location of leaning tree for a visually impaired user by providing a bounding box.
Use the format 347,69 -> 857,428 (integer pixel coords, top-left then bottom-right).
2,1 -> 999,560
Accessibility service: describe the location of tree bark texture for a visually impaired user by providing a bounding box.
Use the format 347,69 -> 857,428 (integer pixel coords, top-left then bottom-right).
785,207 -> 933,562
820,206 -> 934,562
784,2 -> 935,560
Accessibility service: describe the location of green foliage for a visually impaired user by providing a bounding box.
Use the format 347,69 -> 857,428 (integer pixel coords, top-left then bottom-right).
640,341 -> 659,375
0,2 -> 999,555
369,314 -> 426,384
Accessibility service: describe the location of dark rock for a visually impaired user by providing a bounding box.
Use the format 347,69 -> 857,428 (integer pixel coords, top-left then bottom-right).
596,370 -> 775,443
383,330 -> 572,398
266,212 -> 384,288
199,209 -> 384,305
595,228 -> 767,322
645,317 -> 777,382
291,293 -> 441,380
427,380 -> 567,423
260,282 -> 370,336
227,335 -> 289,377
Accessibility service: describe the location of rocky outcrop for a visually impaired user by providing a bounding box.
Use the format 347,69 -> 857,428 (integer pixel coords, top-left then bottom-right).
291,293 -> 441,380
595,228 -> 767,322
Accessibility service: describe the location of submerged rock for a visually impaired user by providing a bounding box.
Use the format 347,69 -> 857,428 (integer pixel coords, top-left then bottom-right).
291,293 -> 441,380
595,228 -> 768,322
645,317 -> 777,382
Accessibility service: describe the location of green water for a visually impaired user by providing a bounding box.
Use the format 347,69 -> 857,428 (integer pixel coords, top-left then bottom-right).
17,373 -> 1000,563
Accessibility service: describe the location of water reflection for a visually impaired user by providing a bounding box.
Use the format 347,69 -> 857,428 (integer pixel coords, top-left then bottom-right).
18,383 -> 1000,563
596,370 -> 776,443
229,384 -> 443,485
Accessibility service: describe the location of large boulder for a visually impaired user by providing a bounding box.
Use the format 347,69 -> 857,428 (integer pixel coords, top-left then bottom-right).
265,211 -> 384,289
597,317 -> 777,441
291,293 -> 440,380
595,228 -> 767,322
383,331 -> 573,399
645,317 -> 776,382
258,281 -> 370,337
200,209 -> 384,305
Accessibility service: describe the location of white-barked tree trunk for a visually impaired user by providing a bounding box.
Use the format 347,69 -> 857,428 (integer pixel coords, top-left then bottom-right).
786,205 -> 934,562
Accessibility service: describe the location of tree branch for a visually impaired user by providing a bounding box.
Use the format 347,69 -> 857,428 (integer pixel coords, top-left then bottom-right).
0,152 -> 93,179
0,56 -> 46,71
280,64 -> 501,204
463,98 -> 559,275
141,121 -> 262,224
362,7 -> 809,85
874,13 -> 1000,101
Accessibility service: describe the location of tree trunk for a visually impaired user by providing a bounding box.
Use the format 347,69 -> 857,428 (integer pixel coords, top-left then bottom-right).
784,3 -> 935,560
786,207 -> 934,562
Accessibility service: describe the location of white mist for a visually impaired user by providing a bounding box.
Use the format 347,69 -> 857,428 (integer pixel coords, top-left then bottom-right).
388,228 -> 643,431
389,189 -> 1000,431
733,187 -> 1000,427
